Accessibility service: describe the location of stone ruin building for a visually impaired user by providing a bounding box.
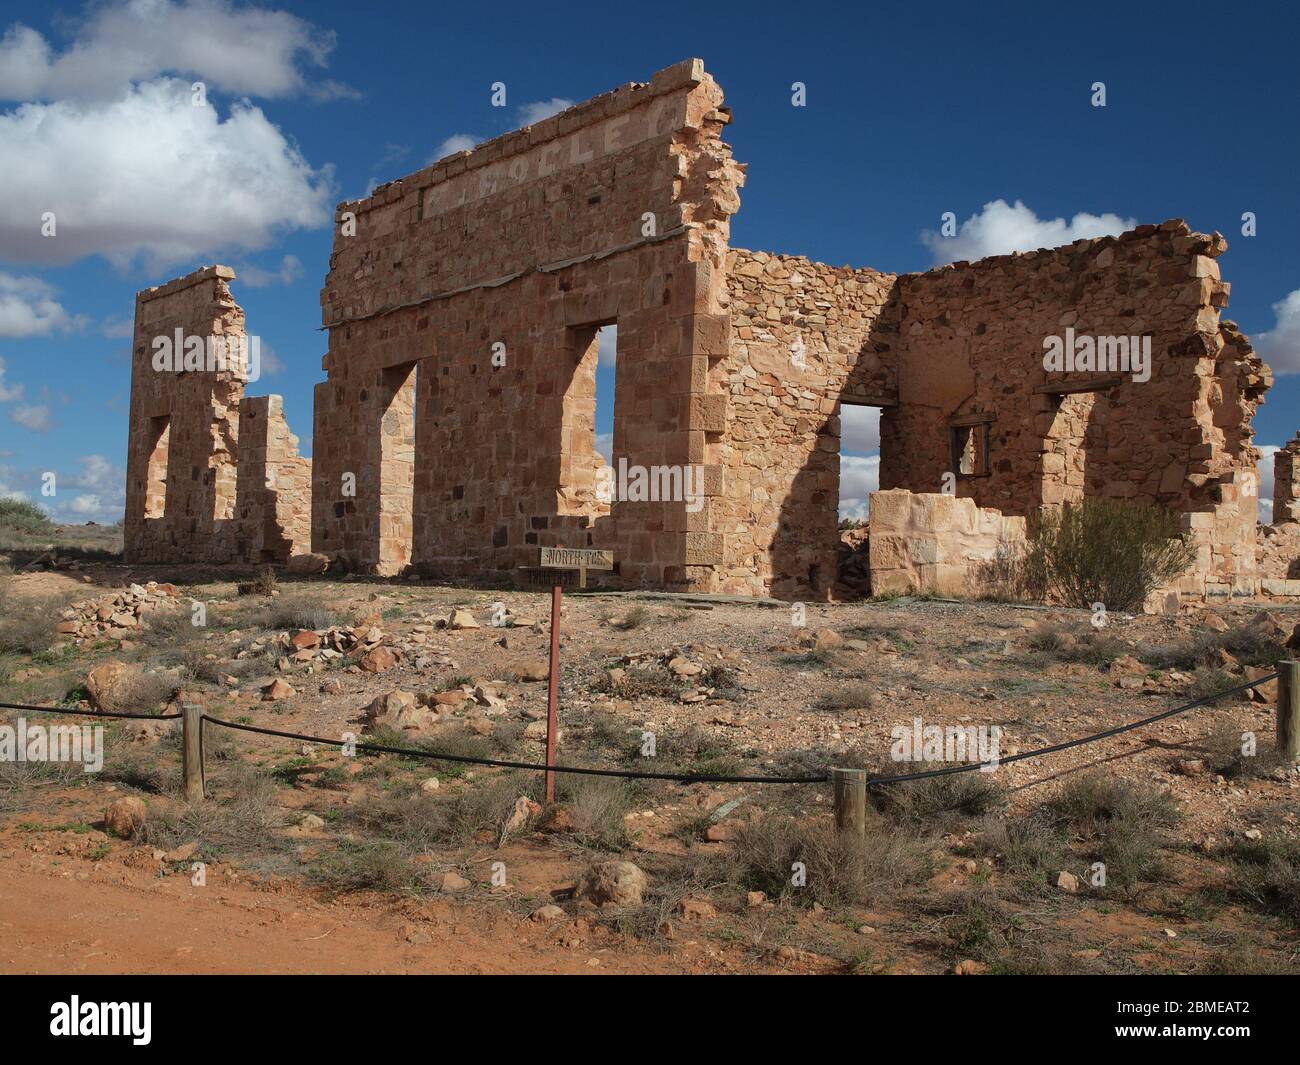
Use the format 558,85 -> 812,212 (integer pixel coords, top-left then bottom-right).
123,59 -> 1300,607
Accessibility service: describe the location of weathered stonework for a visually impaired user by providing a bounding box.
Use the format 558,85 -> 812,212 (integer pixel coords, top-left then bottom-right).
124,266 -> 309,564
866,489 -> 1026,598
122,59 -> 1298,603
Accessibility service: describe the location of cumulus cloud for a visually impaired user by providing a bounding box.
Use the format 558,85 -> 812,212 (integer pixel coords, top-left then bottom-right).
518,98 -> 573,125
1252,289 -> 1300,375
0,355 -> 25,401
841,404 -> 881,454
237,254 -> 304,288
0,272 -> 84,336
597,324 -> 617,367
0,0 -> 353,102
11,403 -> 53,432
839,453 -> 881,522
430,133 -> 482,163
922,200 -> 1136,265
0,79 -> 334,269
1257,445 -> 1279,524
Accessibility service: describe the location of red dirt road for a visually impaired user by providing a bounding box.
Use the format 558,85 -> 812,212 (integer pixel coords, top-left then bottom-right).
0,852 -> 708,975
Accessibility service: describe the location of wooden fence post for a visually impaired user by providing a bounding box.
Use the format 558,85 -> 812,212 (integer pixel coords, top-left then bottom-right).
1278,659 -> 1300,763
182,703 -> 205,802
831,767 -> 867,842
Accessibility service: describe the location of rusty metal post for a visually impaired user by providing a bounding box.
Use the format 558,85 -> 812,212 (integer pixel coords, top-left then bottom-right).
545,582 -> 562,802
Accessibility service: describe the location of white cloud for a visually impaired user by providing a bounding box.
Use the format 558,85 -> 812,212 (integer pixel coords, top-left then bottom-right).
0,355 -> 24,401
841,404 -> 881,453
1257,445 -> 1279,524
0,79 -> 333,269
1252,289 -> 1300,375
518,98 -> 573,126
0,272 -> 84,336
839,453 -> 881,522
595,432 -> 613,464
100,314 -> 134,338
11,403 -> 53,432
922,200 -> 1136,265
238,254 -> 304,288
430,133 -> 481,163
597,324 -> 617,367
0,0 -> 352,102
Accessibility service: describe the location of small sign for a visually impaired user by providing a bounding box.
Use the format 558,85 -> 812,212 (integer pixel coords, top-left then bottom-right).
538,547 -> 614,589
539,547 -> 614,570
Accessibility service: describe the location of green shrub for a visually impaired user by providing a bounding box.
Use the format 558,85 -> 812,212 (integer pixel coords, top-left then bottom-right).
1023,499 -> 1195,611
0,498 -> 55,536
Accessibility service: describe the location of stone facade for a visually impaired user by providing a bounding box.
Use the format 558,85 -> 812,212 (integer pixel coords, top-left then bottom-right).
866,489 -> 1026,598
122,59 -> 1298,603
124,266 -> 309,564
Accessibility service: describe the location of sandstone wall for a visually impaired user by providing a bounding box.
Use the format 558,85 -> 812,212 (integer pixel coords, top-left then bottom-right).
233,395 -> 312,562
886,222 -> 1270,599
314,59 -> 744,583
867,488 -> 1026,597
125,266 -> 243,563
124,266 -> 310,565
715,251 -> 897,597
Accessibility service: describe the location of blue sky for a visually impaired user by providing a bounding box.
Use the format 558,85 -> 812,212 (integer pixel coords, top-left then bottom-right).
0,0 -> 1296,523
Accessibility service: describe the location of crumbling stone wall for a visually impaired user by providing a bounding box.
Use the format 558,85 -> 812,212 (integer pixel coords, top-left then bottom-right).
715,251 -> 897,597
124,266 -> 310,565
867,489 -> 1026,597
1258,432 -> 1300,592
122,61 -> 1290,605
125,266 -> 243,563
314,59 -> 744,582
233,395 -> 312,562
884,224 -> 1269,599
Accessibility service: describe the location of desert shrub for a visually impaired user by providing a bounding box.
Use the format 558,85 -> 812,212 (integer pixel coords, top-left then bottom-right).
1224,836 -> 1300,923
238,566 -> 278,597
1027,624 -> 1130,667
1043,773 -> 1178,890
873,765 -> 1007,826
973,810 -> 1068,885
0,498 -> 55,537
1023,499 -> 1194,611
1138,623 -> 1284,672
259,593 -> 339,632
1201,727 -> 1289,780
812,684 -> 874,713
308,841 -> 425,894
727,814 -> 931,908
555,776 -> 634,850
0,589 -> 71,655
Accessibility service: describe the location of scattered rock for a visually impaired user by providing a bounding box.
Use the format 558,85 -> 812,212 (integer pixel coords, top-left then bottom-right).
679,898 -> 717,920
575,860 -> 647,908
86,661 -> 128,710
1175,758 -> 1206,776
953,959 -> 990,975
263,678 -> 295,701
814,628 -> 842,651
420,777 -> 441,793
447,609 -> 480,630
1056,870 -> 1079,893
286,552 -> 330,575
440,871 -> 471,894
359,646 -> 397,673
503,796 -> 542,836
515,658 -> 549,682
531,904 -> 565,922
104,797 -> 147,839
